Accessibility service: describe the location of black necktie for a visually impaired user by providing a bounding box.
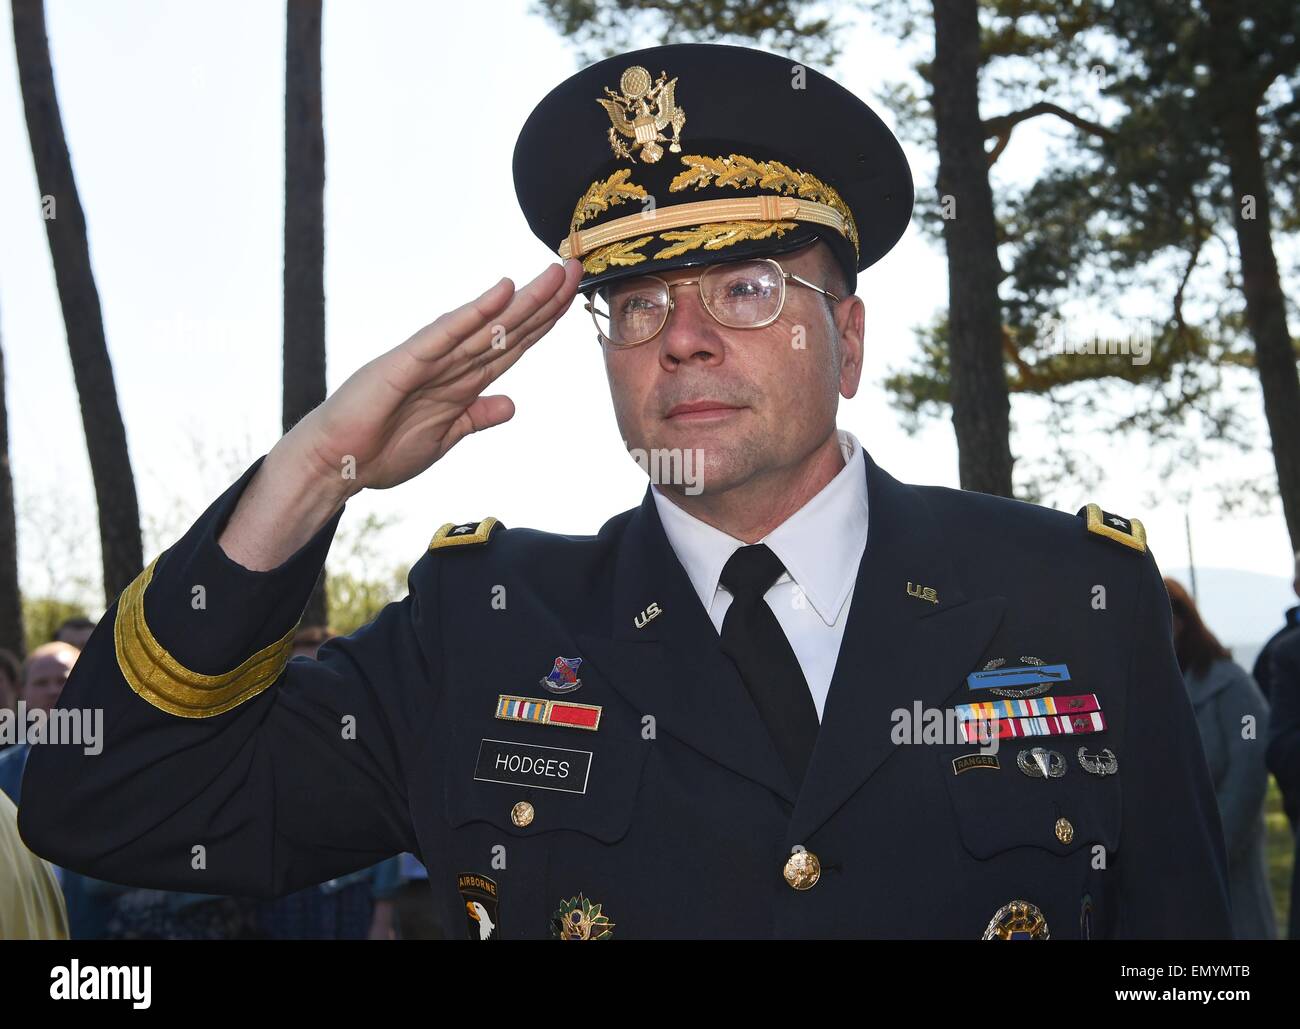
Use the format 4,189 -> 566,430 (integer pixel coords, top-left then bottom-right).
718,544 -> 820,789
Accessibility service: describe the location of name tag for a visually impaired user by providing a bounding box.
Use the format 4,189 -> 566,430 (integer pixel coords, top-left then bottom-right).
473,738 -> 593,794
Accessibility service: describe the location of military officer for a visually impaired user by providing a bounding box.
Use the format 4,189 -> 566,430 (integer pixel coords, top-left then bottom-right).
19,44 -> 1230,939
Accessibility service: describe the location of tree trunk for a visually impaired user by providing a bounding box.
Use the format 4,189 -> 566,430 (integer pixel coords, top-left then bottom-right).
0,326 -> 26,659
930,0 -> 1014,496
284,0 -> 328,628
11,0 -> 142,601
1205,0 -> 1300,552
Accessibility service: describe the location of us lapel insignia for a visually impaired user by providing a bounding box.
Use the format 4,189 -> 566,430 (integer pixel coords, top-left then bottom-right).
982,899 -> 1050,940
634,601 -> 662,629
552,894 -> 614,940
496,695 -> 602,731
1078,746 -> 1119,776
906,581 -> 938,604
540,656 -> 584,694
966,655 -> 1068,698
457,873 -> 500,940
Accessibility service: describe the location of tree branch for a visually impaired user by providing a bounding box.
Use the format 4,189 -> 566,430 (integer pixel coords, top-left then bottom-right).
983,102 -> 1114,165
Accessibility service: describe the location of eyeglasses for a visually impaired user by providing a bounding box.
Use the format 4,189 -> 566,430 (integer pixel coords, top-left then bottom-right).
583,256 -> 841,349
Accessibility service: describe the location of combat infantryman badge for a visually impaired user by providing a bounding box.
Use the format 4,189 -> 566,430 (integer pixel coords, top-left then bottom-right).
966,656 -> 1069,698
552,894 -> 614,940
541,656 -> 584,694
982,899 -> 1050,940
457,873 -> 500,940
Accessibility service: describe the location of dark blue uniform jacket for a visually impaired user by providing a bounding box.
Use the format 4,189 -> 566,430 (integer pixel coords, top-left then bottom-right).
18,449 -> 1231,939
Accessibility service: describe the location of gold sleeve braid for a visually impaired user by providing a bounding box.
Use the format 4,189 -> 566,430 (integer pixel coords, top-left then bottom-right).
114,556 -> 297,718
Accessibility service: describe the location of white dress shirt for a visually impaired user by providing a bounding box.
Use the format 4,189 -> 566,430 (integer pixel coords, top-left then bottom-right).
650,429 -> 870,721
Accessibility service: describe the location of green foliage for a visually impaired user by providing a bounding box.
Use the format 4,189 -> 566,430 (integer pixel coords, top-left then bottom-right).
322,511 -> 408,636
532,0 -> 858,66
325,567 -> 407,637
23,597 -> 89,655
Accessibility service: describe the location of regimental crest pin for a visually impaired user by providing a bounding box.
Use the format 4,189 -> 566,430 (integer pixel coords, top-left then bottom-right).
551,894 -> 614,940
541,655 -> 584,694
457,873 -> 500,940
596,65 -> 685,163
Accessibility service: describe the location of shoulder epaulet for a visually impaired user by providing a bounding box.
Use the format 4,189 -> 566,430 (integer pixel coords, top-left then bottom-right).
1077,503 -> 1146,553
428,517 -> 502,551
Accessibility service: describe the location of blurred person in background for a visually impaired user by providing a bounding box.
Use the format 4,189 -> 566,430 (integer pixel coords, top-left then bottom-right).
383,852 -> 439,940
0,641 -> 124,937
0,640 -> 253,938
52,616 -> 96,652
0,641 -> 79,801
1166,578 -> 1276,939
0,790 -> 67,939
1266,621 -> 1300,940
1257,553 -> 1300,845
0,648 -> 20,751
1254,552 -> 1300,704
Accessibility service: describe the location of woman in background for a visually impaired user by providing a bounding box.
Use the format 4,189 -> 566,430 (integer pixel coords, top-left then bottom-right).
1165,578 -> 1276,939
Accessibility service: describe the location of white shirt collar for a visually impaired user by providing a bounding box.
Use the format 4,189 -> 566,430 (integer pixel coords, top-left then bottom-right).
651,429 -> 869,626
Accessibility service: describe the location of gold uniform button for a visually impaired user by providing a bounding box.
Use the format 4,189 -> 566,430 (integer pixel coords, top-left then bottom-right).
783,850 -> 821,890
511,801 -> 535,827
1055,817 -> 1074,844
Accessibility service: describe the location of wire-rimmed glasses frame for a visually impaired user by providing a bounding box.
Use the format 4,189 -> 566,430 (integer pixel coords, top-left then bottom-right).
583,256 -> 842,349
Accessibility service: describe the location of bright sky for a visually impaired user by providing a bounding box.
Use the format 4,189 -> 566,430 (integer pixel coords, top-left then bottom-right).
1,0 -> 1294,618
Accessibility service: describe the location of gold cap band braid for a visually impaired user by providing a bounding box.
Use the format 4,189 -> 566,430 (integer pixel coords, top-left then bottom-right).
114,556 -> 297,718
559,194 -> 849,261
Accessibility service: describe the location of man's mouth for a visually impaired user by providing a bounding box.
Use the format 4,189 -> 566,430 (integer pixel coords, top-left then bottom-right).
664,400 -> 744,421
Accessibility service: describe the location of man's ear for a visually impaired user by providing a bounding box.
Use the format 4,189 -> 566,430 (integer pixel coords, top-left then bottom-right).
836,294 -> 865,399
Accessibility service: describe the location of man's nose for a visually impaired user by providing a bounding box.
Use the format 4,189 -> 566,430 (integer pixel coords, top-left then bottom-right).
657,288 -> 725,369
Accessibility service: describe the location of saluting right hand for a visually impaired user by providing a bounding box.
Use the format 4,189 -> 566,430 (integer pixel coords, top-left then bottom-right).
290,259 -> 583,494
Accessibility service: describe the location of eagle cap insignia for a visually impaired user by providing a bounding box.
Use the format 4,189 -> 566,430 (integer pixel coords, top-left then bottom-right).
597,65 -> 685,164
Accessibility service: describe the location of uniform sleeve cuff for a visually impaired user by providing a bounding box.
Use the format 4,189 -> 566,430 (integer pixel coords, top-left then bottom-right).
141,453 -> 346,675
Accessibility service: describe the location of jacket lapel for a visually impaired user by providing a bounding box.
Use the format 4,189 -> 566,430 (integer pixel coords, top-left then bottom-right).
787,453 -> 1006,842
576,492 -> 798,804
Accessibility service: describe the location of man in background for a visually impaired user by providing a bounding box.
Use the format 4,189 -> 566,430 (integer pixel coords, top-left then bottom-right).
1254,552 -> 1300,703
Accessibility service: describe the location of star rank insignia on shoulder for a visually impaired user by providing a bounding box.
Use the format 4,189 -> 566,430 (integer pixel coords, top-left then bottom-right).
428,517 -> 501,551
1077,503 -> 1146,554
